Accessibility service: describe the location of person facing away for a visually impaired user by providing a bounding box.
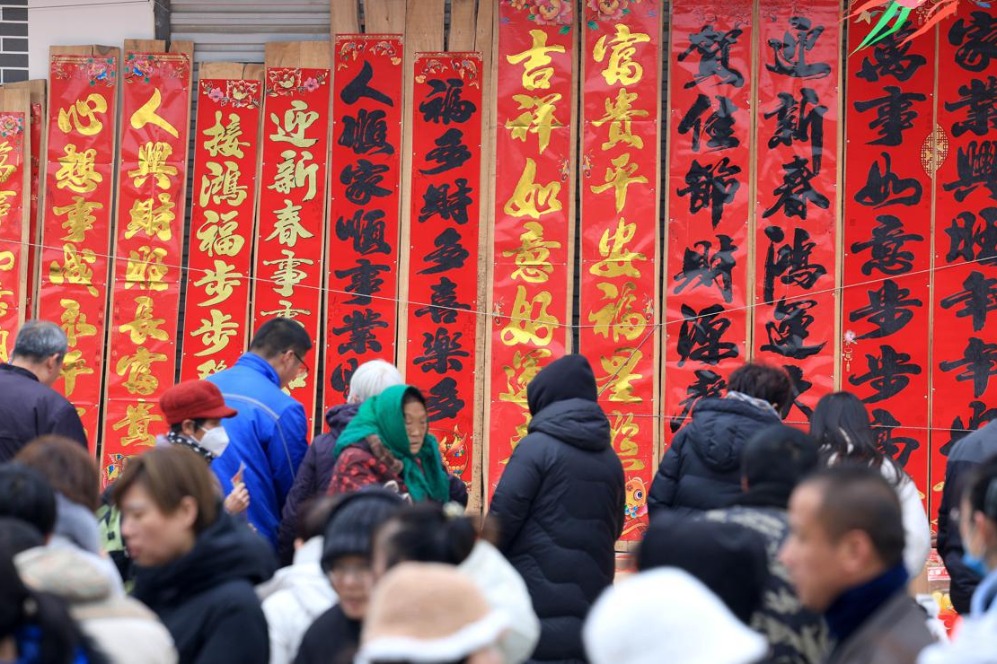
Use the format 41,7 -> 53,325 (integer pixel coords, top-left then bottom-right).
278,359 -> 404,564
809,392 -> 931,578
0,320 -> 87,462
919,455 -> 997,664
488,354 -> 625,664
648,362 -> 792,517
780,465 -> 935,664
114,446 -> 276,664
207,317 -> 312,549
704,424 -> 829,664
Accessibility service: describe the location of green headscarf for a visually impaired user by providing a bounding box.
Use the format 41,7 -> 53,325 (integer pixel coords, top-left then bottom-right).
332,384 -> 450,502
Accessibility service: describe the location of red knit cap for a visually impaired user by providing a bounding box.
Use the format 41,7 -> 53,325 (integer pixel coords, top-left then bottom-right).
159,380 -> 237,425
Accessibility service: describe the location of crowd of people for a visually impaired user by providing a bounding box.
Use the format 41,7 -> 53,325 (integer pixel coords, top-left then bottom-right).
0,318 -> 995,664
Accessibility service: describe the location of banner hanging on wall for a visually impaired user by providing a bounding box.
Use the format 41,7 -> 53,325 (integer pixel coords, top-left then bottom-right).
0,98 -> 30,362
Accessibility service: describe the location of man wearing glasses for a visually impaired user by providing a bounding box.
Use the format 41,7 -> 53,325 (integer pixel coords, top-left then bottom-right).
208,317 -> 313,549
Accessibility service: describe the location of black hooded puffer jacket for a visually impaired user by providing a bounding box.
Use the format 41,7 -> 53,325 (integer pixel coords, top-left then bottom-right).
489,354 -> 625,664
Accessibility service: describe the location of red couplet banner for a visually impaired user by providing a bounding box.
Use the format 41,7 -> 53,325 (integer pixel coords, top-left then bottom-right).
490,0 -> 576,496
406,52 -> 483,485
102,51 -> 192,479
37,54 -> 120,453
325,35 -> 404,415
753,0 -> 840,424
665,0 -> 753,440
26,99 -> 41,316
0,111 -> 29,358
580,2 -> 661,540
842,22 -> 935,501
253,66 -> 331,433
179,76 -> 263,382
930,5 -> 997,516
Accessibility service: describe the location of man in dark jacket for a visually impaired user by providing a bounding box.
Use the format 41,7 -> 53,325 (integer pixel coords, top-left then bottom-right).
937,419 -> 997,614
277,359 -> 403,565
0,320 -> 87,461
489,354 -> 625,664
648,362 -> 792,517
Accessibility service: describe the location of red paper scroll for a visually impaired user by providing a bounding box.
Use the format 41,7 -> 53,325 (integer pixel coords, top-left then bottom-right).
37,55 -> 119,452
0,112 -> 29,358
102,51 -> 192,475
179,77 -> 263,382
325,36 -> 403,413
26,99 -> 41,316
580,3 -> 660,539
407,52 -> 483,484
665,0 -> 753,439
253,66 -> 331,432
931,6 -> 997,514
490,1 -> 575,494
842,21 -> 934,498
753,0 -> 840,423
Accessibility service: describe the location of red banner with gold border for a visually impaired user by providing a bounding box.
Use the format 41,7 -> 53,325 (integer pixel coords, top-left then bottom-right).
489,0 -> 576,496
0,109 -> 29,359
842,20 -> 934,503
325,35 -> 403,413
580,2 -> 660,540
406,52 -> 483,485
930,6 -> 997,517
253,66 -> 331,432
665,0 -> 753,440
36,53 -> 119,453
179,76 -> 263,382
26,97 -> 41,316
753,0 -> 840,424
101,50 -> 193,478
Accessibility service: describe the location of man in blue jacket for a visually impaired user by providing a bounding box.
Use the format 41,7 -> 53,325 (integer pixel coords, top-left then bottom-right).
208,318 -> 311,548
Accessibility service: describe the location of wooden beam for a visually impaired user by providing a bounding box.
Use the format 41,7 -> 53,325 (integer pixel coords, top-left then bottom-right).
364,0 -> 408,33
330,0 -> 361,37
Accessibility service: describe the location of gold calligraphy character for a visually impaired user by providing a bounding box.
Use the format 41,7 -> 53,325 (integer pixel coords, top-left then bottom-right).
58,93 -> 108,136
0,143 -> 15,184
111,402 -> 162,447
588,282 -> 648,342
126,193 -> 175,241
59,298 -> 97,346
199,161 -> 247,207
591,153 -> 647,213
196,210 -> 244,258
610,411 -> 645,471
128,142 -> 178,189
509,408 -> 531,453
502,221 -> 562,284
130,89 -> 179,138
49,244 -> 98,297
0,286 -> 13,318
194,260 -> 243,306
593,24 -> 651,86
0,189 -> 14,218
124,246 -> 169,291
55,196 -> 102,243
56,144 -> 101,194
268,150 -> 318,202
0,251 -> 14,272
203,111 -> 248,158
506,93 -> 563,154
119,296 -> 169,344
196,358 -> 229,379
266,199 -> 314,247
499,348 -> 552,403
503,158 -> 562,220
592,89 -> 647,150
60,349 -> 94,397
0,329 -> 8,363
191,309 -> 239,356
600,349 -> 644,403
262,250 -> 314,298
115,347 -> 168,396
591,217 -> 646,278
506,29 -> 566,91
269,100 -> 319,148
260,299 -> 309,319
501,285 -> 557,347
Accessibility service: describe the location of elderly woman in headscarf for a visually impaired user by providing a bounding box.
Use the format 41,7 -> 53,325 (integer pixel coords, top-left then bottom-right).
326,385 -> 465,505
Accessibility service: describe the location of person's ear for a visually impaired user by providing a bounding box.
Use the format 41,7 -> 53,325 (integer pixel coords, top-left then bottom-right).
181,419 -> 199,437
176,495 -> 199,530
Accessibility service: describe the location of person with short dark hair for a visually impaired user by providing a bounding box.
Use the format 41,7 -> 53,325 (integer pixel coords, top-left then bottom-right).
0,320 -> 87,461
648,362 -> 792,516
206,318 -> 313,548
0,464 -> 57,537
780,466 -> 934,664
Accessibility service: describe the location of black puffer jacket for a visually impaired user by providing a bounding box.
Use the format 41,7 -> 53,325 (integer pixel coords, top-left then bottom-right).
0,363 -> 87,462
277,403 -> 359,564
489,355 -> 625,664
648,397 -> 781,517
132,509 -> 276,664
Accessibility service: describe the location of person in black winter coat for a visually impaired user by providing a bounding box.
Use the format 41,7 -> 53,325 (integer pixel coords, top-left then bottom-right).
648,362 -> 792,517
277,360 -> 403,565
114,446 -> 276,664
489,354 -> 625,664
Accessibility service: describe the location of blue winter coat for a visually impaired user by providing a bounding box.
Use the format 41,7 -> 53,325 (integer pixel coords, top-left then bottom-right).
208,353 -> 309,548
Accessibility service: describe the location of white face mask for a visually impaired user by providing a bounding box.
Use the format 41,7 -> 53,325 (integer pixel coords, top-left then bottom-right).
199,426 -> 230,458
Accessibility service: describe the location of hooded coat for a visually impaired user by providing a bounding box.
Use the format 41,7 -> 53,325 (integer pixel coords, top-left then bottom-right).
131,510 -> 277,664
647,397 -> 782,517
489,355 -> 625,664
